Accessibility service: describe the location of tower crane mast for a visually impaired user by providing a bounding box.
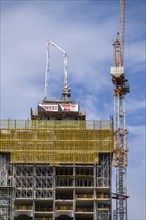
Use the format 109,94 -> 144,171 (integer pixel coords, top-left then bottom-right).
111,0 -> 129,219
44,41 -> 71,101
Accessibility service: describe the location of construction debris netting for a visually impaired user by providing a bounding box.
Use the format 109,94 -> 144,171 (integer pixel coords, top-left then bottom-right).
0,120 -> 113,164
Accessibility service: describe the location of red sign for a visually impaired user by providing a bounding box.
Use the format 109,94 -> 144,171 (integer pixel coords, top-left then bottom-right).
60,104 -> 78,112
39,104 -> 58,111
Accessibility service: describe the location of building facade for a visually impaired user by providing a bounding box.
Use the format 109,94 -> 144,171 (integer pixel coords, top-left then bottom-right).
0,100 -> 113,220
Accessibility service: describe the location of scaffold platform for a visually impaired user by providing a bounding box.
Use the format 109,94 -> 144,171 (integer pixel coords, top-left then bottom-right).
0,120 -> 113,164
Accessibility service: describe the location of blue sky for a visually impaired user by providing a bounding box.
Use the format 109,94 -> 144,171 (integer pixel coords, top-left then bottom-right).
0,0 -> 146,219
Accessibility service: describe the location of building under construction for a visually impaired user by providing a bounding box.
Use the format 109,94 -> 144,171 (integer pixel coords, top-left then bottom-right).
0,99 -> 113,220
0,41 -> 113,220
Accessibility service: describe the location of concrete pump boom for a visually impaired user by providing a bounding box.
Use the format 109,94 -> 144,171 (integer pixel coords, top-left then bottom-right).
44,40 -> 71,101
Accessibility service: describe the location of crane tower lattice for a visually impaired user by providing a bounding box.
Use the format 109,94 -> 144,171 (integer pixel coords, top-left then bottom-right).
111,0 -> 130,219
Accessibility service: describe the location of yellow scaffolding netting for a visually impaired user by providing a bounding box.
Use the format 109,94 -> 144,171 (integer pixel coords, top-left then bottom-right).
0,120 -> 113,164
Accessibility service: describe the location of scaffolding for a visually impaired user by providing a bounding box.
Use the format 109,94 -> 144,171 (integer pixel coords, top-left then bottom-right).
0,120 -> 113,164
0,154 -> 13,220
0,120 -> 113,220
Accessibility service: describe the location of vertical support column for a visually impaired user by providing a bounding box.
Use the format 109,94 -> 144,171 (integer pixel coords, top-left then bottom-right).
0,154 -> 12,220
73,121 -> 76,220
113,209 -> 117,220
96,154 -> 111,220
73,164 -> 76,220
109,153 -> 112,220
53,166 -> 56,220
0,154 -> 7,187
11,165 -> 16,220
93,164 -> 96,220
32,164 -> 36,220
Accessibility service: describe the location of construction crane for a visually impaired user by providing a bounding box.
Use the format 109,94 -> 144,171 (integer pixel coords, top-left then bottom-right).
110,0 -> 130,220
44,40 -> 71,101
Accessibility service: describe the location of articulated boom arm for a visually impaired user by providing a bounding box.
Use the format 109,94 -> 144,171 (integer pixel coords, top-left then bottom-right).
44,40 -> 71,100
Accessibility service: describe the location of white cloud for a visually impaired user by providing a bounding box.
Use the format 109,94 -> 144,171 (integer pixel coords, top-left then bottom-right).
125,40 -> 146,68
126,98 -> 146,114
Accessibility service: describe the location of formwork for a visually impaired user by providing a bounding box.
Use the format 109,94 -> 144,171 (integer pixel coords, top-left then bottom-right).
0,120 -> 113,220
